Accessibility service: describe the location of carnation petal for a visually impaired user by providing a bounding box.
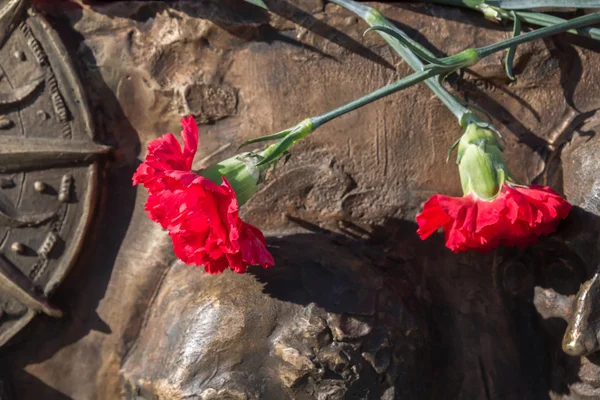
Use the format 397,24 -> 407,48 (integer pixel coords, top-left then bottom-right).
203,255 -> 230,274
180,116 -> 199,166
240,223 -> 275,269
416,195 -> 454,239
473,198 -> 503,233
134,116 -> 274,273
417,183 -> 572,253
147,133 -> 188,171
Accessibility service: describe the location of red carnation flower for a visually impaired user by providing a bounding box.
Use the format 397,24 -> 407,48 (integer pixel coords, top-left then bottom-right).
416,122 -> 572,253
133,116 -> 274,274
416,184 -> 572,253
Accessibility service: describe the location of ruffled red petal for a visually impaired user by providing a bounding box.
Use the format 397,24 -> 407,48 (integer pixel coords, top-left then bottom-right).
239,223 -> 276,270
133,116 -> 274,273
416,183 -> 572,253
415,195 -> 454,240
180,116 -> 199,166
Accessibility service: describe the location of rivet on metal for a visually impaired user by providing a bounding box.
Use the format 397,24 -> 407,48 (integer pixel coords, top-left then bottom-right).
36,110 -> 48,120
11,242 -> 24,254
14,51 -> 25,61
33,181 -> 46,192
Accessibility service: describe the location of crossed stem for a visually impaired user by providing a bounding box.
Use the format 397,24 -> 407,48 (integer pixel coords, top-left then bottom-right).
244,2 -> 600,167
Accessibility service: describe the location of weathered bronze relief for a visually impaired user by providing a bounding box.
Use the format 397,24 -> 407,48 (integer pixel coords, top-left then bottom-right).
0,1 -> 596,398
0,1 -> 107,346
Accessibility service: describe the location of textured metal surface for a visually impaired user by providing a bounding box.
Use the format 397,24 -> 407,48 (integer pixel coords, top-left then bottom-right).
0,3 -> 104,347
2,1 -> 600,399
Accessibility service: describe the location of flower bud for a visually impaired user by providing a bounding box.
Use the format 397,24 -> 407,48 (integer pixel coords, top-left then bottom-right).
456,123 -> 510,200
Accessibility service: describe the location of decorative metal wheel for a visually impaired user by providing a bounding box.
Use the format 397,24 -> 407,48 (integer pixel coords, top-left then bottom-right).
0,2 -> 109,347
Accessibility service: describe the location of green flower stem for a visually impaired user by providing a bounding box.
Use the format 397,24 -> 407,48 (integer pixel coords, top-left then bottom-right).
329,0 -> 472,125
475,12 -> 600,58
304,10 -> 600,127
248,5 -> 600,166
258,143 -> 283,166
506,11 -> 600,41
494,0 -> 600,8
424,0 -> 600,40
311,68 -> 438,129
257,68 -> 440,166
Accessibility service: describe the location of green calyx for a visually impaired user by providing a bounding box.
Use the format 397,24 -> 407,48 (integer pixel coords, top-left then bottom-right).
238,118 -> 314,167
455,123 -> 511,200
200,152 -> 269,206
257,118 -> 314,166
203,118 -> 314,207
423,48 -> 480,74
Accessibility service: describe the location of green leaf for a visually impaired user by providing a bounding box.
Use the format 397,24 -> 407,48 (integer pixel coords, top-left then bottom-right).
283,151 -> 292,165
423,1 -> 600,41
364,25 -> 446,66
464,102 -> 493,124
505,11 -> 521,81
436,69 -> 454,84
515,11 -> 600,41
474,121 -> 504,143
256,118 -> 314,166
447,137 -> 461,163
337,0 -> 474,123
490,0 -> 600,9
424,48 -> 479,70
257,131 -> 301,166
238,128 -> 291,150
243,0 -> 268,9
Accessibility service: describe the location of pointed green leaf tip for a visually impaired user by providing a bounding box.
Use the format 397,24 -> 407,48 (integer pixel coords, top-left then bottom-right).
505,11 -> 521,81
257,118 -> 314,166
243,0 -> 268,9
238,127 -> 291,150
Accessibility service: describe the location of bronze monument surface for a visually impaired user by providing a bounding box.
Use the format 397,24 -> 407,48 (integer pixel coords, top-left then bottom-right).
0,1 -> 600,399
0,1 -> 106,347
